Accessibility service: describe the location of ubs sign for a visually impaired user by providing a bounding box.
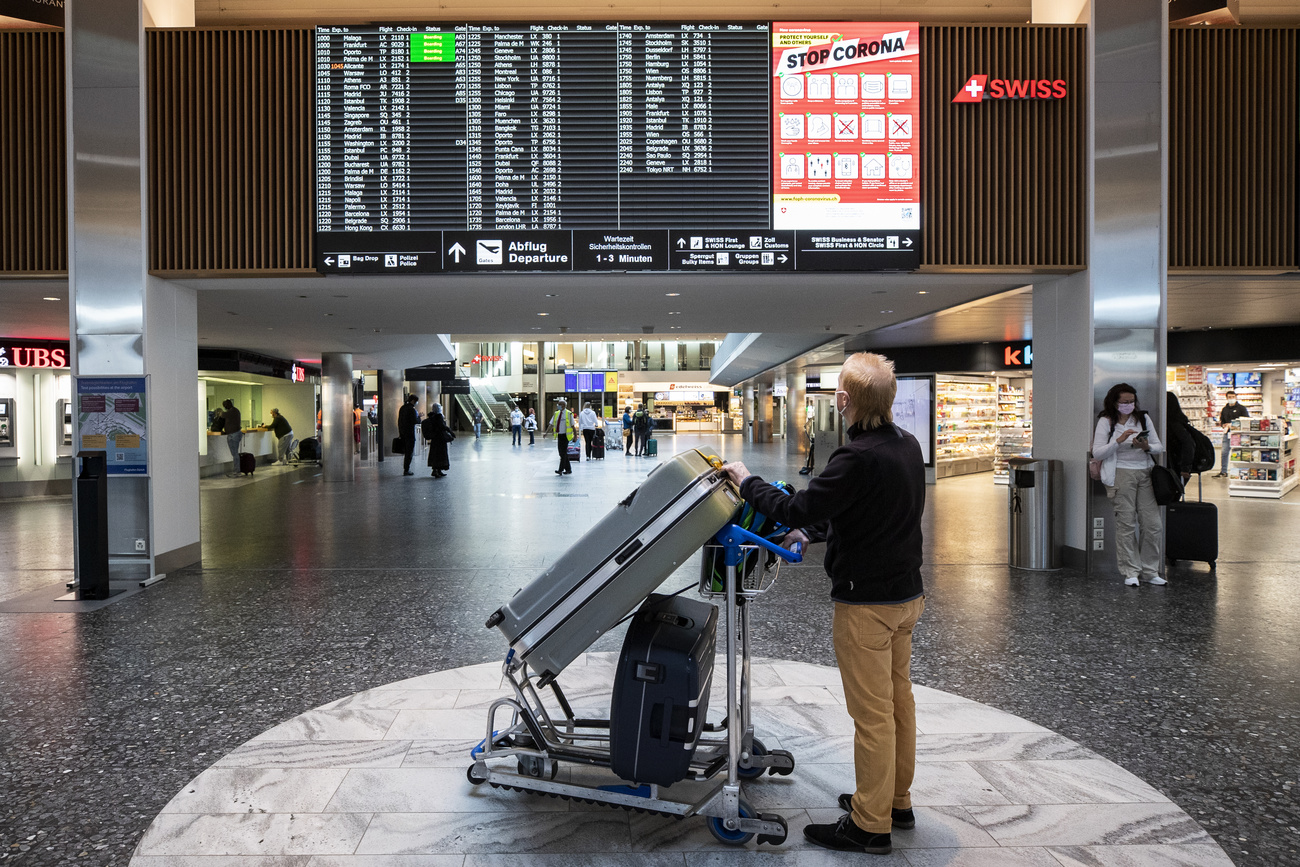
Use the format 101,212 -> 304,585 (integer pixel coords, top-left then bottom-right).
0,339 -> 70,368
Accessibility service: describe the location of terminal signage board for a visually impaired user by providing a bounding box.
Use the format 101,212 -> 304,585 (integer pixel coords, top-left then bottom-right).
313,21 -> 921,274
771,21 -> 921,270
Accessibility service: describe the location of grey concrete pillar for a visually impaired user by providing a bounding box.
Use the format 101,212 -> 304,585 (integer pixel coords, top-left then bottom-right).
68,0 -> 201,582
322,353 -> 355,482
1032,0 -> 1167,572
742,385 -> 754,441
753,384 -> 773,443
379,369 -> 404,458
535,342 -> 546,418
786,373 -> 808,457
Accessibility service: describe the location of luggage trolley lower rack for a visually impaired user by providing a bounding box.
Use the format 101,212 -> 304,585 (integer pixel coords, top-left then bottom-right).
467,523 -> 802,846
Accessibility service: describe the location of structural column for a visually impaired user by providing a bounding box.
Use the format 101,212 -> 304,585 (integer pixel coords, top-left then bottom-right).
379,369 -> 404,458
1032,0 -> 1167,571
786,374 -> 808,457
68,0 -> 200,582
321,353 -> 355,482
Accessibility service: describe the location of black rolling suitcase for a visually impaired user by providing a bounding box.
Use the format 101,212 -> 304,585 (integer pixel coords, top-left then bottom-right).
239,452 -> 256,475
592,428 -> 605,459
610,593 -> 718,787
1166,474 -> 1217,569
298,437 -> 320,461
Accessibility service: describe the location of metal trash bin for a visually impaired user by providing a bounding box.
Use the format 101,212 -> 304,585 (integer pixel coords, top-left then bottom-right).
1008,457 -> 1062,570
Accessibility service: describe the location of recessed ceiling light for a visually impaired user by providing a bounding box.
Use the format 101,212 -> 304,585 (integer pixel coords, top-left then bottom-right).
531,327 -> 542,330
538,312 -> 549,316
668,311 -> 681,315
670,326 -> 682,329
917,290 -> 928,295
545,293 -> 558,297
880,310 -> 893,314
43,296 -> 61,301
665,292 -> 680,297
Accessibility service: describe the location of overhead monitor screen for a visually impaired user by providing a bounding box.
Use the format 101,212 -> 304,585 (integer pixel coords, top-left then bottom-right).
313,22 -> 920,274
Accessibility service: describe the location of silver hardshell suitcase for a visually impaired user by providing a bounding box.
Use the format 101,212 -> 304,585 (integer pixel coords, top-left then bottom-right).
486,449 -> 740,683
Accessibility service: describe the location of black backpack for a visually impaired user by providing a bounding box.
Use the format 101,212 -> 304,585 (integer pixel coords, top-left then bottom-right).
1186,423 -> 1215,473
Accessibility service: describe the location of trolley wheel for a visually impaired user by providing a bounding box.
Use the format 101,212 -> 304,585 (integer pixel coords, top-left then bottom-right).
706,800 -> 756,846
738,739 -> 768,779
1209,560 -> 1216,570
767,749 -> 795,776
757,812 -> 788,846
517,757 -> 559,780
467,764 -> 488,785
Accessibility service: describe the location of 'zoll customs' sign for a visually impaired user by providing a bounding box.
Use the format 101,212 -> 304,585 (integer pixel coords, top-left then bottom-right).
952,75 -> 1069,103
0,339 -> 70,368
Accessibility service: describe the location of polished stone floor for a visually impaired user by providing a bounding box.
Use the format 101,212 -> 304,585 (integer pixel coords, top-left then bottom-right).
1,433 -> 1297,865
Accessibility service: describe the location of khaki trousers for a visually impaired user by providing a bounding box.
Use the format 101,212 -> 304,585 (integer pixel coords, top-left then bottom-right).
833,596 -> 925,834
1109,467 -> 1163,579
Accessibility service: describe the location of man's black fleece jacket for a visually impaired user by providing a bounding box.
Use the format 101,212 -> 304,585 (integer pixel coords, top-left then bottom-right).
739,422 -> 925,605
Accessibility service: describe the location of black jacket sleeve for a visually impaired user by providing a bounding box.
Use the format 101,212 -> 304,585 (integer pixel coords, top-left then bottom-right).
739,446 -> 862,540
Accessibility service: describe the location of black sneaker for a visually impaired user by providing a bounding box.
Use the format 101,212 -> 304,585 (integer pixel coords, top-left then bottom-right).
837,793 -> 916,830
803,813 -> 891,854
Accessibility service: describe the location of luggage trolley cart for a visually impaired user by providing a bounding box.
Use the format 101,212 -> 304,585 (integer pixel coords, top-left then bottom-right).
468,518 -> 802,846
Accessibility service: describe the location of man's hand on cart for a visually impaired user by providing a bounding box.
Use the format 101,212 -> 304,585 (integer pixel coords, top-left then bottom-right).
722,461 -> 751,486
779,528 -> 810,554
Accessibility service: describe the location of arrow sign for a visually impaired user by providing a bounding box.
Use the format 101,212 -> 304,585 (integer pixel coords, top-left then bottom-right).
677,238 -> 686,248
448,242 -> 467,263
779,254 -> 788,263
903,238 -> 914,247
324,257 -> 335,266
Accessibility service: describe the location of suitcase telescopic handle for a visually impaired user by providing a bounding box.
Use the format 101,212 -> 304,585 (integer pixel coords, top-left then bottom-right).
713,523 -> 805,565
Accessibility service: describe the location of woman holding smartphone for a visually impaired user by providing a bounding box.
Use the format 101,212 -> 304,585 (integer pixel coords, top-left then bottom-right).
1091,383 -> 1165,587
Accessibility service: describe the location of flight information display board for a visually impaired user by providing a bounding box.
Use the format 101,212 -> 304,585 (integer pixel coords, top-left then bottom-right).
313,22 -> 919,274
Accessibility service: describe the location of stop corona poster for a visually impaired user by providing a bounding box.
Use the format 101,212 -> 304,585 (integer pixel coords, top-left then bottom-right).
772,22 -> 921,234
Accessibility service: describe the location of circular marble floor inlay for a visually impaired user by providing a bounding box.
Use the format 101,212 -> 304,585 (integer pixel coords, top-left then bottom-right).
131,655 -> 1234,866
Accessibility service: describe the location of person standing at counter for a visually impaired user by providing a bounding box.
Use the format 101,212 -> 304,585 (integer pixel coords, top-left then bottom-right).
397,394 -> 419,476
269,408 -> 295,465
221,399 -> 242,478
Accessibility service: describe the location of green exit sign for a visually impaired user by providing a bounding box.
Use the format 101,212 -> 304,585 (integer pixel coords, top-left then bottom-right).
410,33 -> 456,62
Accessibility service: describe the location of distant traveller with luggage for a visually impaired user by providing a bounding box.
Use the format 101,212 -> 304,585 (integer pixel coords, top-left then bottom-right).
1091,383 -> 1165,587
579,401 -> 600,458
622,406 -> 633,455
268,408 -> 295,465
1215,389 -> 1250,477
548,398 -> 576,475
221,399 -> 243,478
423,402 -> 453,478
525,408 -> 537,445
722,352 -> 926,856
632,404 -> 651,456
1165,392 -> 1195,485
398,394 -> 419,476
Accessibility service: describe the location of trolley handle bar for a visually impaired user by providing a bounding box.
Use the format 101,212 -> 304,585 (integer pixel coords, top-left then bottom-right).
712,523 -> 804,564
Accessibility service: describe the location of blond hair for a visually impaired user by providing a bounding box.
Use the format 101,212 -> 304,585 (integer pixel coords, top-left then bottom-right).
838,352 -> 896,429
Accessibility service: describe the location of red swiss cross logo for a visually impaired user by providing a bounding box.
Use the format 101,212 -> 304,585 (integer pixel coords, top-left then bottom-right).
952,74 -> 988,103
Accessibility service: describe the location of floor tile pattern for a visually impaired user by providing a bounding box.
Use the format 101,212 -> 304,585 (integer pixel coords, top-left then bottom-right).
130,654 -> 1233,866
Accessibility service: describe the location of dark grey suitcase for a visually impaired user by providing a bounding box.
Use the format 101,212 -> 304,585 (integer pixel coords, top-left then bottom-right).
1166,475 -> 1217,569
610,593 -> 717,787
487,449 -> 740,683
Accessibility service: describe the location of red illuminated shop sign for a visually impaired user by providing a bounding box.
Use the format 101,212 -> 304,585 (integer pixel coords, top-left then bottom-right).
472,354 -> 504,363
952,75 -> 1068,103
0,340 -> 70,368
290,364 -> 306,383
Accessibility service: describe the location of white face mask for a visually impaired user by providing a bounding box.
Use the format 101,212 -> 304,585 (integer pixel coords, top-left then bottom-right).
1117,402 -> 1136,415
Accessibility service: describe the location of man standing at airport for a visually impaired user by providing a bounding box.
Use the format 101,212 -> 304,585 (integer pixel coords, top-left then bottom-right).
1216,389 -> 1250,477
510,405 -> 524,446
397,394 -> 419,476
723,352 -> 925,856
221,399 -> 243,477
268,408 -> 295,465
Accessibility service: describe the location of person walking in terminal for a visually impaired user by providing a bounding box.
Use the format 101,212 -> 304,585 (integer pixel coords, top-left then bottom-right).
1215,390 -> 1250,477
509,406 -> 523,446
579,401 -> 599,458
622,405 -> 633,455
473,407 -> 484,439
397,394 -> 419,476
423,402 -> 453,478
525,408 -> 537,445
221,399 -> 243,478
632,403 -> 651,455
548,398 -> 575,475
1092,383 -> 1165,587
268,408 -> 295,465
722,352 -> 926,856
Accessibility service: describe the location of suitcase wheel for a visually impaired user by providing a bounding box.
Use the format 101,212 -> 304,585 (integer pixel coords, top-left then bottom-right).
706,799 -> 756,846
757,812 -> 788,846
517,757 -> 558,780
466,764 -> 488,785
1209,560 -> 1216,570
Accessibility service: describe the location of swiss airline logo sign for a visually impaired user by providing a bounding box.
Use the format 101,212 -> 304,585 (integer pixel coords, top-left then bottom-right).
952,74 -> 1068,103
